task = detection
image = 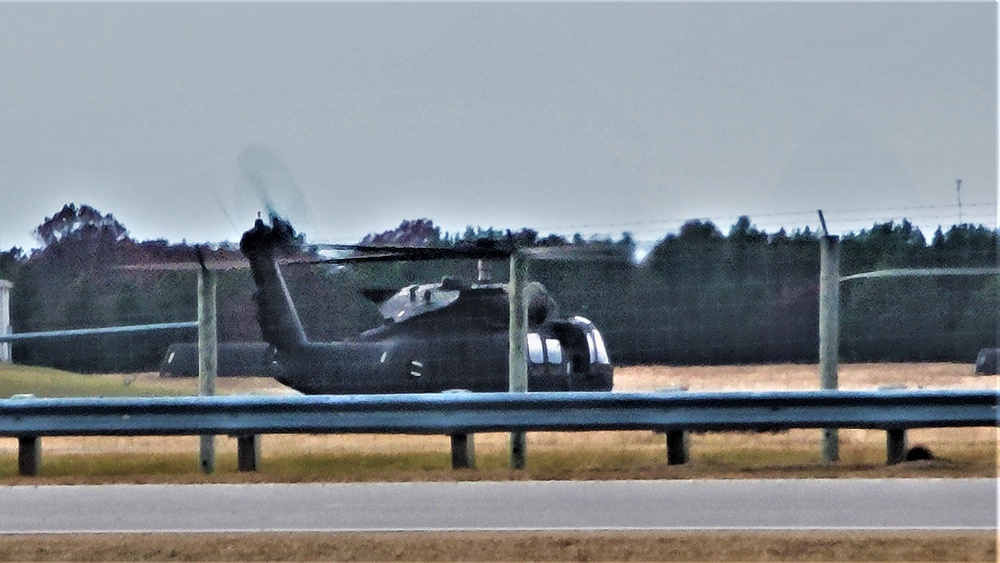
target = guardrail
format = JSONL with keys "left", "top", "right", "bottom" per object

{"left": 1, "top": 389, "right": 997, "bottom": 475}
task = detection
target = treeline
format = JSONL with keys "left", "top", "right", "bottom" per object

{"left": 564, "top": 218, "right": 998, "bottom": 365}
{"left": 0, "top": 204, "right": 996, "bottom": 372}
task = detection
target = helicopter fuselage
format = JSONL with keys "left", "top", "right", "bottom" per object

{"left": 267, "top": 316, "right": 614, "bottom": 394}
{"left": 240, "top": 216, "right": 614, "bottom": 395}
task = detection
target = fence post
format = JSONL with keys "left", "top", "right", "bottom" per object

{"left": 508, "top": 251, "right": 528, "bottom": 470}
{"left": 819, "top": 234, "right": 840, "bottom": 464}
{"left": 198, "top": 262, "right": 217, "bottom": 474}
{"left": 0, "top": 280, "right": 12, "bottom": 364}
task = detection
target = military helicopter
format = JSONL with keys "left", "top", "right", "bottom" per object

{"left": 239, "top": 214, "right": 614, "bottom": 394}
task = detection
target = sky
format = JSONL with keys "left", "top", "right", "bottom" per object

{"left": 0, "top": 1, "right": 996, "bottom": 253}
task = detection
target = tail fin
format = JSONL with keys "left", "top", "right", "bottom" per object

{"left": 240, "top": 216, "right": 308, "bottom": 350}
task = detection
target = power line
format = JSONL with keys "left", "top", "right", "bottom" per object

{"left": 305, "top": 202, "right": 998, "bottom": 246}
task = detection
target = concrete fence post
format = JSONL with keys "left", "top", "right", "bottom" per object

{"left": 508, "top": 252, "right": 528, "bottom": 470}
{"left": 819, "top": 234, "right": 840, "bottom": 464}
{"left": 0, "top": 280, "right": 12, "bottom": 364}
{"left": 198, "top": 265, "right": 217, "bottom": 474}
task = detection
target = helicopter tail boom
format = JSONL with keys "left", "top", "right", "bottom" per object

{"left": 240, "top": 216, "right": 309, "bottom": 351}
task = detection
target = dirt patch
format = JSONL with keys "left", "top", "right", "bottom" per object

{"left": 0, "top": 531, "right": 994, "bottom": 562}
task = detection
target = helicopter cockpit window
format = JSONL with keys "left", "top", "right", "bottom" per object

{"left": 545, "top": 338, "right": 562, "bottom": 364}
{"left": 591, "top": 328, "right": 611, "bottom": 364}
{"left": 527, "top": 333, "right": 544, "bottom": 364}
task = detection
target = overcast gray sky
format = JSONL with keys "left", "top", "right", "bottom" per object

{"left": 0, "top": 1, "right": 996, "bottom": 251}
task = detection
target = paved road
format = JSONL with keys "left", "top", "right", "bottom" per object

{"left": 0, "top": 479, "right": 994, "bottom": 533}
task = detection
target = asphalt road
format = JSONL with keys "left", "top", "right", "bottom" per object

{"left": 0, "top": 479, "right": 995, "bottom": 533}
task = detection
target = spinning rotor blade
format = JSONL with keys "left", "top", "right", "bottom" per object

{"left": 521, "top": 244, "right": 627, "bottom": 261}
{"left": 299, "top": 240, "right": 626, "bottom": 266}
{"left": 236, "top": 144, "right": 316, "bottom": 237}
{"left": 300, "top": 240, "right": 516, "bottom": 265}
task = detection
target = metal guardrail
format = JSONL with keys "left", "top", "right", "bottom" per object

{"left": 1, "top": 389, "right": 997, "bottom": 474}
{"left": 0, "top": 389, "right": 996, "bottom": 436}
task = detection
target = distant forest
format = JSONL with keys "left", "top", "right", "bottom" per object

{"left": 1, "top": 203, "right": 997, "bottom": 373}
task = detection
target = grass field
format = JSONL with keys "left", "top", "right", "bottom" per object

{"left": 0, "top": 364, "right": 187, "bottom": 398}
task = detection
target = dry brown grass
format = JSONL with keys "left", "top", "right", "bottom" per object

{"left": 0, "top": 531, "right": 994, "bottom": 562}
{"left": 97, "top": 361, "right": 1000, "bottom": 396}
{"left": 613, "top": 362, "right": 999, "bottom": 391}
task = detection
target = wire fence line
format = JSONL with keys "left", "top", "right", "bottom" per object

{"left": 0, "top": 211, "right": 997, "bottom": 372}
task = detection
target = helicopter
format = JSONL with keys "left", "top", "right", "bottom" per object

{"left": 239, "top": 214, "right": 614, "bottom": 394}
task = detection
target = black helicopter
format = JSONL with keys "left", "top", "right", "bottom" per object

{"left": 239, "top": 215, "right": 614, "bottom": 394}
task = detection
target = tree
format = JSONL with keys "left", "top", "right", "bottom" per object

{"left": 678, "top": 219, "right": 723, "bottom": 242}
{"left": 0, "top": 247, "right": 23, "bottom": 281}
{"left": 727, "top": 216, "right": 767, "bottom": 246}
{"left": 33, "top": 204, "right": 128, "bottom": 247}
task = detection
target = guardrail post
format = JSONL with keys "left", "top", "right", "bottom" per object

{"left": 819, "top": 233, "right": 840, "bottom": 464}
{"left": 236, "top": 435, "right": 260, "bottom": 472}
{"left": 450, "top": 433, "right": 476, "bottom": 469}
{"left": 658, "top": 387, "right": 690, "bottom": 465}
{"left": 444, "top": 390, "right": 476, "bottom": 469}
{"left": 666, "top": 430, "right": 689, "bottom": 465}
{"left": 197, "top": 261, "right": 217, "bottom": 474}
{"left": 17, "top": 436, "right": 40, "bottom": 476}
{"left": 879, "top": 386, "right": 908, "bottom": 465}
{"left": 886, "top": 429, "right": 907, "bottom": 465}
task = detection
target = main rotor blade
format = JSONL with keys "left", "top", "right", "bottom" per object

{"left": 118, "top": 258, "right": 306, "bottom": 271}
{"left": 296, "top": 245, "right": 626, "bottom": 265}
{"left": 301, "top": 247, "right": 512, "bottom": 265}
{"left": 522, "top": 244, "right": 628, "bottom": 261}
{"left": 325, "top": 240, "right": 515, "bottom": 255}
